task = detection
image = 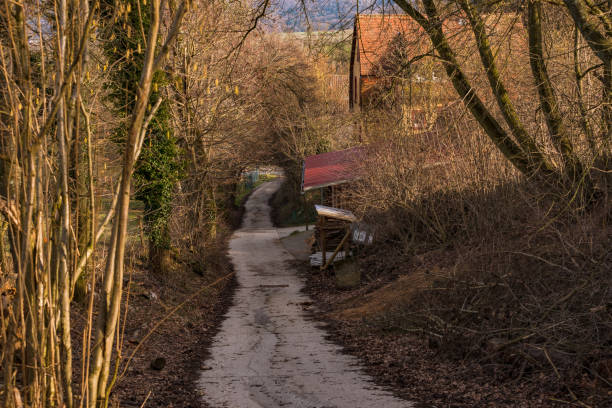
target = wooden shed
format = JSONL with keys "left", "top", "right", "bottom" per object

{"left": 301, "top": 146, "right": 366, "bottom": 205}
{"left": 302, "top": 147, "right": 366, "bottom": 268}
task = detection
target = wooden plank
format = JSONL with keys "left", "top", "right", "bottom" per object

{"left": 314, "top": 205, "right": 357, "bottom": 222}
{"left": 310, "top": 251, "right": 347, "bottom": 266}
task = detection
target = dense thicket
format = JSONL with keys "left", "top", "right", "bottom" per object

{"left": 344, "top": 2, "right": 611, "bottom": 404}
{"left": 0, "top": 0, "right": 330, "bottom": 406}
{"left": 100, "top": 0, "right": 183, "bottom": 272}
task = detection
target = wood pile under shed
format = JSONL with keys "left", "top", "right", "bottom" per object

{"left": 301, "top": 147, "right": 365, "bottom": 269}
{"left": 312, "top": 205, "right": 357, "bottom": 269}
{"left": 317, "top": 217, "right": 347, "bottom": 250}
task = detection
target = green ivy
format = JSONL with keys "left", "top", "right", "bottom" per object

{"left": 101, "top": 0, "right": 183, "bottom": 251}
{"left": 134, "top": 97, "right": 183, "bottom": 249}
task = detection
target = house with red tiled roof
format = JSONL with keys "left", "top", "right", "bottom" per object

{"left": 349, "top": 14, "right": 433, "bottom": 112}
{"left": 349, "top": 13, "right": 531, "bottom": 116}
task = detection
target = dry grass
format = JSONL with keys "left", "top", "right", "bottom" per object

{"left": 331, "top": 270, "right": 430, "bottom": 320}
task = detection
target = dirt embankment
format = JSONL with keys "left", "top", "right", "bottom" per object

{"left": 70, "top": 194, "right": 250, "bottom": 407}
{"left": 299, "top": 239, "right": 611, "bottom": 408}
{"left": 302, "top": 269, "right": 533, "bottom": 407}
{"left": 115, "top": 253, "right": 235, "bottom": 408}
{"left": 69, "top": 246, "right": 235, "bottom": 408}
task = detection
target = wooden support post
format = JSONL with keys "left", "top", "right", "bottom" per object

{"left": 322, "top": 229, "right": 351, "bottom": 270}
{"left": 331, "top": 185, "right": 336, "bottom": 207}
{"left": 320, "top": 216, "right": 326, "bottom": 266}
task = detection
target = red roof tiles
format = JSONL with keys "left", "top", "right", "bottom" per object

{"left": 355, "top": 14, "right": 475, "bottom": 77}
{"left": 356, "top": 14, "right": 427, "bottom": 76}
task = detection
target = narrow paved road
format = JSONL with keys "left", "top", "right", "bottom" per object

{"left": 199, "top": 179, "right": 411, "bottom": 408}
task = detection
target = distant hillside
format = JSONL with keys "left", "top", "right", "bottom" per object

{"left": 274, "top": 0, "right": 397, "bottom": 31}
{"left": 276, "top": 0, "right": 358, "bottom": 31}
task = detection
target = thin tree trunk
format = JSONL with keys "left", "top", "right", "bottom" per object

{"left": 459, "top": 0, "right": 552, "bottom": 174}
{"left": 394, "top": 0, "right": 533, "bottom": 175}
{"left": 528, "top": 0, "right": 584, "bottom": 183}
{"left": 89, "top": 0, "right": 164, "bottom": 404}
{"left": 573, "top": 27, "right": 597, "bottom": 154}
{"left": 56, "top": 0, "right": 73, "bottom": 403}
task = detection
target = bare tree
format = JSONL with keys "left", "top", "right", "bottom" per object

{"left": 391, "top": 0, "right": 610, "bottom": 198}
{"left": 0, "top": 0, "right": 187, "bottom": 405}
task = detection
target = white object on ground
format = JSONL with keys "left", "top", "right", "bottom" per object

{"left": 309, "top": 251, "right": 347, "bottom": 266}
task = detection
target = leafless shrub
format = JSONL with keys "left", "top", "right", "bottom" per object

{"left": 350, "top": 54, "right": 611, "bottom": 407}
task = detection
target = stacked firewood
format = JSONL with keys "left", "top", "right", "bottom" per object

{"left": 315, "top": 217, "right": 350, "bottom": 252}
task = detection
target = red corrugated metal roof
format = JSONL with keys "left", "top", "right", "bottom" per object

{"left": 302, "top": 147, "right": 366, "bottom": 192}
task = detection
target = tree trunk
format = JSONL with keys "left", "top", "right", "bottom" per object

{"left": 527, "top": 0, "right": 585, "bottom": 185}
{"left": 150, "top": 238, "right": 172, "bottom": 274}
{"left": 459, "top": 0, "right": 552, "bottom": 174}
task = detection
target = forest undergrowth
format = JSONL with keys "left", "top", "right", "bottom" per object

{"left": 303, "top": 111, "right": 611, "bottom": 406}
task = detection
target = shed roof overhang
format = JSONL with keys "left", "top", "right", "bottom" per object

{"left": 314, "top": 205, "right": 357, "bottom": 222}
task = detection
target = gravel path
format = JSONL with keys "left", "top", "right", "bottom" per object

{"left": 198, "top": 179, "right": 411, "bottom": 408}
